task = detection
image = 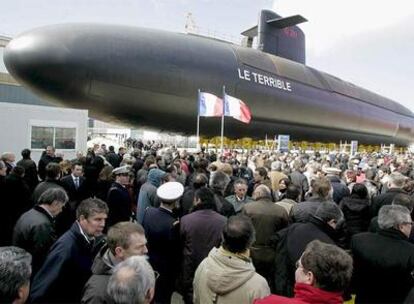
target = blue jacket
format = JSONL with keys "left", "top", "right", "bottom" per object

{"left": 136, "top": 169, "right": 165, "bottom": 224}
{"left": 30, "top": 222, "right": 98, "bottom": 303}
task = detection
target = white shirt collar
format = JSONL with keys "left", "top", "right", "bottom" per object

{"left": 235, "top": 195, "right": 245, "bottom": 202}
{"left": 76, "top": 221, "right": 94, "bottom": 244}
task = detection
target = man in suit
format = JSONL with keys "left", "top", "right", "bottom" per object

{"left": 61, "top": 162, "right": 86, "bottom": 201}
{"left": 58, "top": 162, "right": 87, "bottom": 234}
{"left": 142, "top": 181, "right": 184, "bottom": 303}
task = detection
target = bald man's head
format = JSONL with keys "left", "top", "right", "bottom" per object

{"left": 252, "top": 185, "right": 272, "bottom": 201}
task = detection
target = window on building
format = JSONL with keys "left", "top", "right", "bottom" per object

{"left": 31, "top": 126, "right": 54, "bottom": 149}
{"left": 55, "top": 127, "right": 76, "bottom": 149}
{"left": 31, "top": 126, "right": 76, "bottom": 149}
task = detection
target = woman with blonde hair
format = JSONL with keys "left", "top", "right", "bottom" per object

{"left": 59, "top": 160, "right": 72, "bottom": 177}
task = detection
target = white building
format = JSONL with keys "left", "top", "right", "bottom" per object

{"left": 0, "top": 102, "right": 88, "bottom": 163}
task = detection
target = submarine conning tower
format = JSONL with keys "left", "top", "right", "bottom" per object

{"left": 242, "top": 9, "right": 307, "bottom": 64}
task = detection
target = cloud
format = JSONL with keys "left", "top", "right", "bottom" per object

{"left": 273, "top": 0, "right": 414, "bottom": 54}
{"left": 271, "top": 0, "right": 414, "bottom": 111}
{"left": 308, "top": 13, "right": 414, "bottom": 110}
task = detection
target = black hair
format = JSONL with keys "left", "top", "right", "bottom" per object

{"left": 21, "top": 149, "right": 31, "bottom": 159}
{"left": 193, "top": 187, "right": 216, "bottom": 211}
{"left": 222, "top": 215, "right": 255, "bottom": 253}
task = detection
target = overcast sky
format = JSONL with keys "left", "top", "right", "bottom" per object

{"left": 1, "top": 0, "right": 413, "bottom": 111}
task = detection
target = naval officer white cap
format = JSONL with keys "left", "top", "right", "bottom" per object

{"left": 157, "top": 182, "right": 184, "bottom": 202}
{"left": 112, "top": 165, "right": 131, "bottom": 175}
{"left": 323, "top": 167, "right": 342, "bottom": 175}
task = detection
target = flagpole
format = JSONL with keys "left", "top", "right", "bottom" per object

{"left": 220, "top": 85, "right": 225, "bottom": 154}
{"left": 196, "top": 89, "right": 201, "bottom": 150}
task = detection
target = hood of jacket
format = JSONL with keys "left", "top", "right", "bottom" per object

{"left": 341, "top": 196, "right": 369, "bottom": 212}
{"left": 204, "top": 247, "right": 256, "bottom": 295}
{"left": 147, "top": 168, "right": 166, "bottom": 187}
{"left": 91, "top": 245, "right": 116, "bottom": 275}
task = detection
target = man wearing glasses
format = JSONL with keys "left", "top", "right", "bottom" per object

{"left": 255, "top": 240, "right": 352, "bottom": 304}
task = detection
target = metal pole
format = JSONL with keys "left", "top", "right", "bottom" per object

{"left": 220, "top": 85, "right": 225, "bottom": 153}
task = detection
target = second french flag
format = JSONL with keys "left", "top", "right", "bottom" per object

{"left": 198, "top": 91, "right": 251, "bottom": 124}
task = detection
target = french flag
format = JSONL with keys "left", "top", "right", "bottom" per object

{"left": 198, "top": 92, "right": 223, "bottom": 117}
{"left": 224, "top": 93, "right": 252, "bottom": 124}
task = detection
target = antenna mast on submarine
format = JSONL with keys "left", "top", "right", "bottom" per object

{"left": 185, "top": 12, "right": 197, "bottom": 34}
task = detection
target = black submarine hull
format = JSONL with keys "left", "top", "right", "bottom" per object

{"left": 4, "top": 24, "right": 414, "bottom": 145}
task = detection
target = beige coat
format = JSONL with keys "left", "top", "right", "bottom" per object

{"left": 193, "top": 247, "right": 270, "bottom": 304}
{"left": 242, "top": 199, "right": 288, "bottom": 264}
{"left": 269, "top": 171, "right": 288, "bottom": 192}
{"left": 275, "top": 198, "right": 297, "bottom": 216}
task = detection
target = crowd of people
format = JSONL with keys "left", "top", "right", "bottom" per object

{"left": 1, "top": 142, "right": 414, "bottom": 303}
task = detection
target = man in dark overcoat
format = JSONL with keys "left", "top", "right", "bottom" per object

{"left": 106, "top": 165, "right": 132, "bottom": 228}
{"left": 3, "top": 166, "right": 31, "bottom": 244}
{"left": 30, "top": 198, "right": 108, "bottom": 303}
{"left": 32, "top": 162, "right": 64, "bottom": 206}
{"left": 0, "top": 160, "right": 8, "bottom": 245}
{"left": 16, "top": 148, "right": 39, "bottom": 192}
{"left": 179, "top": 187, "right": 227, "bottom": 304}
{"left": 38, "top": 146, "right": 58, "bottom": 181}
{"left": 351, "top": 204, "right": 414, "bottom": 303}
{"left": 370, "top": 172, "right": 407, "bottom": 217}
{"left": 105, "top": 146, "right": 121, "bottom": 168}
{"left": 242, "top": 184, "right": 288, "bottom": 292}
{"left": 12, "top": 188, "right": 68, "bottom": 274}
{"left": 274, "top": 202, "right": 343, "bottom": 297}
{"left": 143, "top": 181, "right": 183, "bottom": 303}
